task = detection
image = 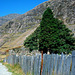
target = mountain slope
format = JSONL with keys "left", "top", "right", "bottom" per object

{"left": 0, "top": 0, "right": 75, "bottom": 51}
{"left": 0, "top": 14, "right": 21, "bottom": 26}
{"left": 0, "top": 0, "right": 75, "bottom": 33}
{"left": 0, "top": 25, "right": 39, "bottom": 51}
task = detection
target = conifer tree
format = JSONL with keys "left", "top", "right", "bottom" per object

{"left": 24, "top": 8, "right": 75, "bottom": 54}
{"left": 39, "top": 7, "right": 75, "bottom": 53}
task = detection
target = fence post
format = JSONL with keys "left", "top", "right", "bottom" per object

{"left": 40, "top": 51, "right": 43, "bottom": 75}
{"left": 72, "top": 51, "right": 75, "bottom": 75}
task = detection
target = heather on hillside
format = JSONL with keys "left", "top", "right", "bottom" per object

{"left": 24, "top": 8, "right": 75, "bottom": 54}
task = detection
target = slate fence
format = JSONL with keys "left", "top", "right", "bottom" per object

{"left": 3, "top": 51, "right": 75, "bottom": 75}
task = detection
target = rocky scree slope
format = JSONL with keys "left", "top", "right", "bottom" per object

{"left": 0, "top": 0, "right": 75, "bottom": 51}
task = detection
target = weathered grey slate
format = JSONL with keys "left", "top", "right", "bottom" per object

{"left": 15, "top": 55, "right": 19, "bottom": 64}
{"left": 35, "top": 55, "right": 41, "bottom": 75}
{"left": 63, "top": 55, "right": 67, "bottom": 75}
{"left": 34, "top": 55, "right": 38, "bottom": 75}
{"left": 13, "top": 55, "right": 16, "bottom": 65}
{"left": 72, "top": 51, "right": 75, "bottom": 75}
{"left": 54, "top": 54, "right": 58, "bottom": 75}
{"left": 57, "top": 54, "right": 64, "bottom": 75}
{"left": 23, "top": 55, "right": 27, "bottom": 74}
{"left": 50, "top": 54, "right": 55, "bottom": 75}
{"left": 27, "top": 56, "right": 31, "bottom": 74}
{"left": 47, "top": 55, "right": 51, "bottom": 75}
{"left": 31, "top": 56, "right": 34, "bottom": 75}
{"left": 38, "top": 54, "right": 41, "bottom": 75}
{"left": 42, "top": 54, "right": 48, "bottom": 75}
{"left": 3, "top": 51, "right": 75, "bottom": 75}
{"left": 66, "top": 55, "right": 72, "bottom": 75}
{"left": 19, "top": 56, "right": 21, "bottom": 65}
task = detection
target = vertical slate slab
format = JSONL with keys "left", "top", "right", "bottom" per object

{"left": 66, "top": 55, "right": 72, "bottom": 75}
{"left": 19, "top": 55, "right": 22, "bottom": 67}
{"left": 72, "top": 51, "right": 75, "bottom": 75}
{"left": 13, "top": 55, "right": 16, "bottom": 65}
{"left": 64, "top": 56, "right": 68, "bottom": 75}
{"left": 47, "top": 55, "right": 51, "bottom": 75}
{"left": 61, "top": 54, "right": 65, "bottom": 75}
{"left": 7, "top": 56, "right": 9, "bottom": 64}
{"left": 10, "top": 55, "right": 13, "bottom": 64}
{"left": 15, "top": 55, "right": 19, "bottom": 64}
{"left": 33, "top": 56, "right": 36, "bottom": 75}
{"left": 7, "top": 55, "right": 13, "bottom": 64}
{"left": 38, "top": 54, "right": 41, "bottom": 75}
{"left": 22, "top": 56, "right": 25, "bottom": 72}
{"left": 31, "top": 56, "right": 34, "bottom": 75}
{"left": 27, "top": 56, "right": 31, "bottom": 74}
{"left": 42, "top": 54, "right": 48, "bottom": 75}
{"left": 62, "top": 55, "right": 65, "bottom": 75}
{"left": 26, "top": 56, "right": 28, "bottom": 75}
{"left": 57, "top": 54, "right": 64, "bottom": 75}
{"left": 23, "top": 55, "right": 27, "bottom": 75}
{"left": 27, "top": 56, "right": 29, "bottom": 74}
{"left": 62, "top": 55, "right": 67, "bottom": 75}
{"left": 19, "top": 56, "right": 20, "bottom": 65}
{"left": 22, "top": 56, "right": 24, "bottom": 72}
{"left": 44, "top": 54, "right": 48, "bottom": 75}
{"left": 50, "top": 54, "right": 55, "bottom": 75}
{"left": 21, "top": 55, "right": 24, "bottom": 70}
{"left": 34, "top": 54, "right": 41, "bottom": 75}
{"left": 44, "top": 54, "right": 50, "bottom": 75}
{"left": 10, "top": 55, "right": 12, "bottom": 64}
{"left": 34, "top": 55, "right": 39, "bottom": 75}
{"left": 20, "top": 56, "right": 22, "bottom": 68}
{"left": 57, "top": 55, "right": 61, "bottom": 75}
{"left": 7, "top": 56, "right": 10, "bottom": 64}
{"left": 3, "top": 57, "right": 7, "bottom": 63}
{"left": 60, "top": 53, "right": 64, "bottom": 75}
{"left": 54, "top": 54, "right": 58, "bottom": 75}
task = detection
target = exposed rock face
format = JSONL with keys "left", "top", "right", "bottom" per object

{"left": 0, "top": 14, "right": 21, "bottom": 26}
{"left": 0, "top": 0, "right": 75, "bottom": 49}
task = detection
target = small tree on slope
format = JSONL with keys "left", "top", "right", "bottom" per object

{"left": 39, "top": 7, "right": 75, "bottom": 54}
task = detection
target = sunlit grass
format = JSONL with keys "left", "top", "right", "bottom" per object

{"left": 3, "top": 63, "right": 25, "bottom": 75}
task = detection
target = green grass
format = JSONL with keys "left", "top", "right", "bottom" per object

{"left": 3, "top": 63, "right": 25, "bottom": 75}
{"left": 0, "top": 61, "right": 33, "bottom": 75}
{"left": 0, "top": 60, "right": 3, "bottom": 63}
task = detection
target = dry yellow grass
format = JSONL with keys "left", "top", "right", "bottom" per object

{"left": 0, "top": 55, "right": 6, "bottom": 59}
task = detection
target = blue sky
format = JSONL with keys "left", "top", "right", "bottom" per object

{"left": 0, "top": 0, "right": 48, "bottom": 17}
